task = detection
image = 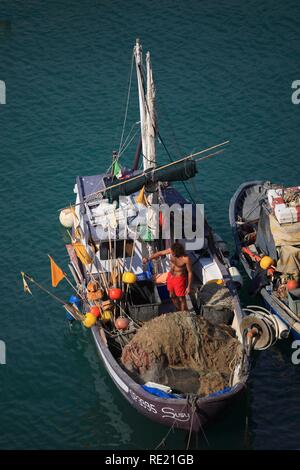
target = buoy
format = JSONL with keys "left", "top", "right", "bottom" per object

{"left": 206, "top": 279, "right": 224, "bottom": 285}
{"left": 87, "top": 280, "right": 104, "bottom": 301}
{"left": 102, "top": 299, "right": 113, "bottom": 309}
{"left": 108, "top": 287, "right": 123, "bottom": 300}
{"left": 90, "top": 306, "right": 101, "bottom": 317}
{"left": 115, "top": 316, "right": 130, "bottom": 330}
{"left": 122, "top": 272, "right": 137, "bottom": 284}
{"left": 260, "top": 256, "right": 274, "bottom": 270}
{"left": 82, "top": 312, "right": 97, "bottom": 328}
{"left": 69, "top": 295, "right": 81, "bottom": 310}
{"left": 101, "top": 310, "right": 112, "bottom": 323}
{"left": 87, "top": 281, "right": 98, "bottom": 292}
{"left": 59, "top": 208, "right": 74, "bottom": 228}
{"left": 287, "top": 279, "right": 298, "bottom": 291}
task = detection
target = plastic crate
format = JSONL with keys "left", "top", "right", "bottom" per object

{"left": 128, "top": 302, "right": 160, "bottom": 322}
{"left": 288, "top": 288, "right": 300, "bottom": 316}
{"left": 128, "top": 283, "right": 161, "bottom": 322}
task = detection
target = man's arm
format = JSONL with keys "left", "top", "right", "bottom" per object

{"left": 142, "top": 248, "right": 171, "bottom": 264}
{"left": 185, "top": 256, "right": 193, "bottom": 294}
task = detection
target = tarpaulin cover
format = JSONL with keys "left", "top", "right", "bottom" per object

{"left": 269, "top": 213, "right": 300, "bottom": 247}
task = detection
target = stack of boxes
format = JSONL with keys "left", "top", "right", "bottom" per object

{"left": 267, "top": 187, "right": 300, "bottom": 224}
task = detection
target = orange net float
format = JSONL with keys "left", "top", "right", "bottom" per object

{"left": 260, "top": 256, "right": 274, "bottom": 270}
{"left": 87, "top": 281, "right": 98, "bottom": 292}
{"left": 87, "top": 280, "right": 104, "bottom": 301}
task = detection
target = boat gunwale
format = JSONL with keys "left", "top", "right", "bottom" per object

{"left": 91, "top": 323, "right": 247, "bottom": 407}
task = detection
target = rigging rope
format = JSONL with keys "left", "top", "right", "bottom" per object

{"left": 118, "top": 52, "right": 134, "bottom": 159}
{"left": 119, "top": 127, "right": 140, "bottom": 158}
{"left": 157, "top": 130, "right": 197, "bottom": 204}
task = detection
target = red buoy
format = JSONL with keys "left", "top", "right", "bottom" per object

{"left": 108, "top": 287, "right": 123, "bottom": 301}
{"left": 90, "top": 306, "right": 101, "bottom": 317}
{"left": 287, "top": 279, "right": 298, "bottom": 291}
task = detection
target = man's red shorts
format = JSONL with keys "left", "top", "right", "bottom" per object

{"left": 167, "top": 272, "right": 187, "bottom": 297}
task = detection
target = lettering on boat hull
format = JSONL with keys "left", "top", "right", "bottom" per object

{"left": 161, "top": 407, "right": 190, "bottom": 422}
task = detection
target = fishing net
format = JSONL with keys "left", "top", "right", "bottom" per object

{"left": 121, "top": 311, "right": 242, "bottom": 396}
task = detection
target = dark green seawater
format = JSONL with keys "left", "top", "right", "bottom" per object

{"left": 1, "top": 0, "right": 300, "bottom": 450}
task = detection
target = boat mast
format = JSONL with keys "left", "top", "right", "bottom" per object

{"left": 145, "top": 51, "right": 157, "bottom": 170}
{"left": 133, "top": 39, "right": 157, "bottom": 171}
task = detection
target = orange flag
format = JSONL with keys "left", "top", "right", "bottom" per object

{"left": 48, "top": 255, "right": 65, "bottom": 287}
{"left": 136, "top": 185, "right": 148, "bottom": 206}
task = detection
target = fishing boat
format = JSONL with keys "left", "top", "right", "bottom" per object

{"left": 22, "top": 41, "right": 281, "bottom": 434}
{"left": 229, "top": 181, "right": 300, "bottom": 340}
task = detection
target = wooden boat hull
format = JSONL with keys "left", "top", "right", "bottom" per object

{"left": 91, "top": 325, "right": 248, "bottom": 432}
{"left": 229, "top": 181, "right": 300, "bottom": 340}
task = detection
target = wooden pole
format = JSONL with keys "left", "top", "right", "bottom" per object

{"left": 23, "top": 273, "right": 68, "bottom": 306}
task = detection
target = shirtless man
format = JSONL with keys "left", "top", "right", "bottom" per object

{"left": 143, "top": 241, "right": 193, "bottom": 312}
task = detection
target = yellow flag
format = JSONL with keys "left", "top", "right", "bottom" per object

{"left": 72, "top": 242, "right": 92, "bottom": 265}
{"left": 136, "top": 185, "right": 148, "bottom": 206}
{"left": 21, "top": 272, "right": 32, "bottom": 295}
{"left": 48, "top": 255, "right": 65, "bottom": 287}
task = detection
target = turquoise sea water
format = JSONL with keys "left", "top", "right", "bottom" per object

{"left": 1, "top": 0, "right": 300, "bottom": 449}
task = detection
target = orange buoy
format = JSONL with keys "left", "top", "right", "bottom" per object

{"left": 115, "top": 316, "right": 130, "bottom": 330}
{"left": 260, "top": 256, "right": 274, "bottom": 270}
{"left": 87, "top": 281, "right": 98, "bottom": 292}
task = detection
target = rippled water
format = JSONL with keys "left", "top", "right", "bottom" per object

{"left": 1, "top": 0, "right": 300, "bottom": 449}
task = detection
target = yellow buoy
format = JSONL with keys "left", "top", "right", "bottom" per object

{"left": 59, "top": 208, "right": 74, "bottom": 228}
{"left": 260, "top": 256, "right": 273, "bottom": 270}
{"left": 122, "top": 272, "right": 137, "bottom": 284}
{"left": 101, "top": 310, "right": 112, "bottom": 323}
{"left": 82, "top": 312, "right": 97, "bottom": 328}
